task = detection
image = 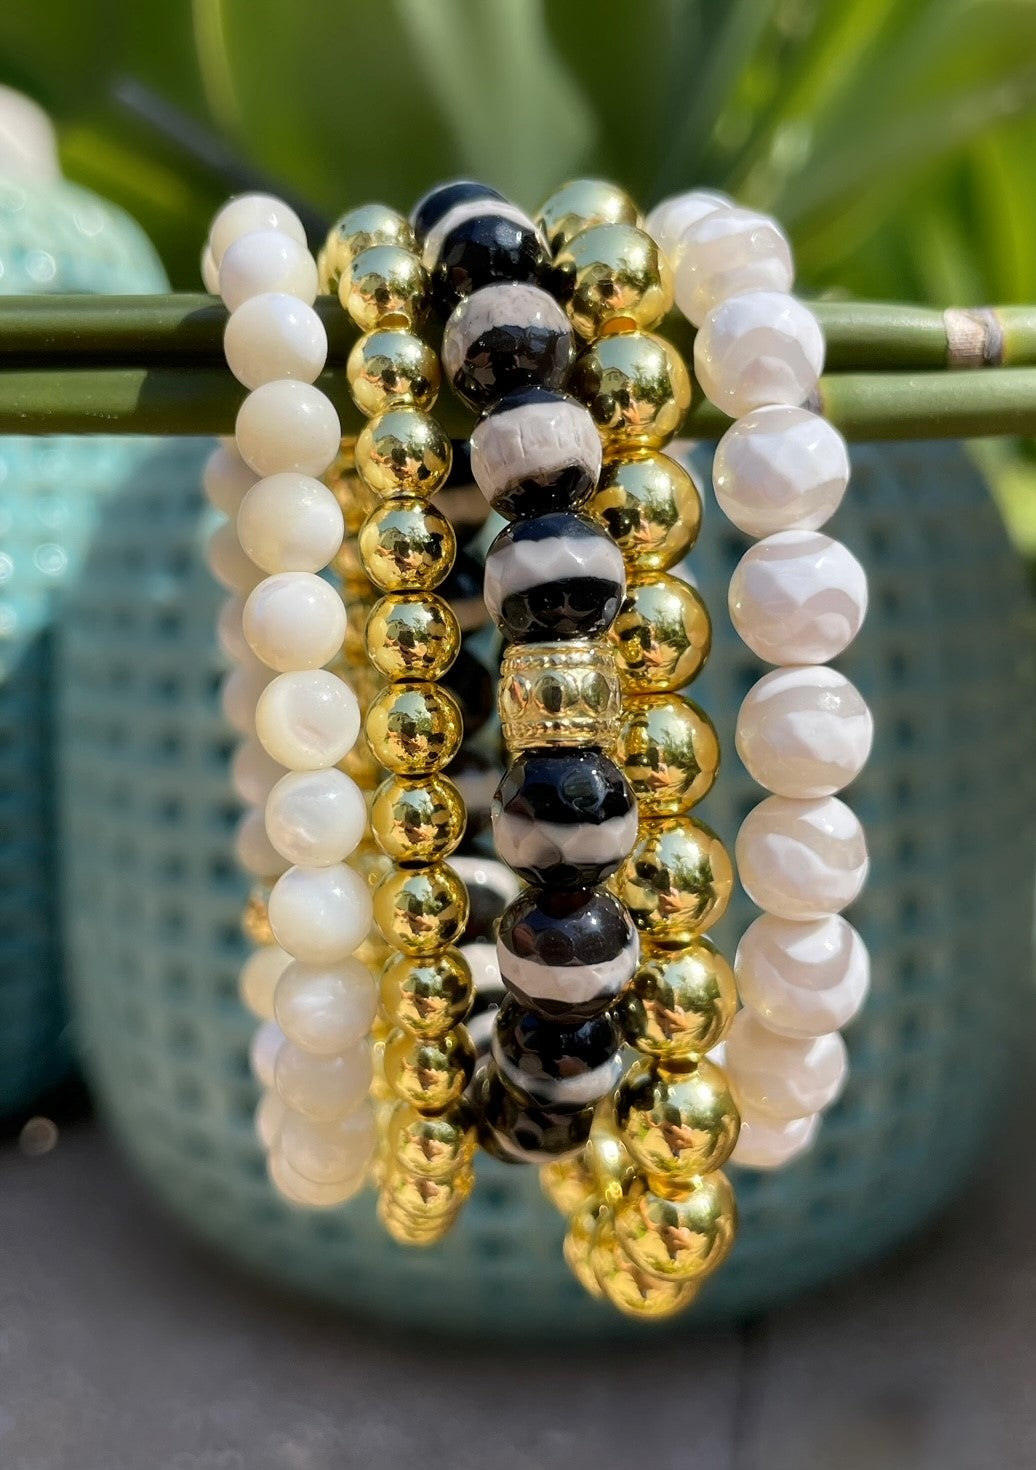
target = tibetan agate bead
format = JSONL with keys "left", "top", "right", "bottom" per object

{"left": 441, "top": 282, "right": 574, "bottom": 411}
{"left": 484, "top": 512, "right": 626, "bottom": 643}
{"left": 411, "top": 180, "right": 507, "bottom": 240}
{"left": 475, "top": 1066, "right": 595, "bottom": 1163}
{"left": 433, "top": 208, "right": 550, "bottom": 310}
{"left": 469, "top": 386, "right": 602, "bottom": 520}
{"left": 496, "top": 886, "right": 639, "bottom": 1020}
{"left": 491, "top": 995, "right": 623, "bottom": 1112}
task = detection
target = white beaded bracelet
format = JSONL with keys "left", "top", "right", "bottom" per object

{"left": 201, "top": 194, "right": 377, "bottom": 1208}
{"left": 649, "top": 190, "right": 873, "bottom": 1169}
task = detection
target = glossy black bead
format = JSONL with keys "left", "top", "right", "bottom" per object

{"left": 491, "top": 994, "right": 623, "bottom": 1112}
{"left": 441, "top": 282, "right": 573, "bottom": 412}
{"left": 432, "top": 440, "right": 489, "bottom": 549}
{"left": 497, "top": 886, "right": 639, "bottom": 1020}
{"left": 441, "top": 645, "right": 494, "bottom": 734}
{"left": 440, "top": 550, "right": 487, "bottom": 633}
{"left": 447, "top": 748, "right": 497, "bottom": 843}
{"left": 469, "top": 386, "right": 602, "bottom": 520}
{"left": 411, "top": 180, "right": 506, "bottom": 240}
{"left": 475, "top": 1065, "right": 596, "bottom": 1163}
{"left": 434, "top": 213, "right": 550, "bottom": 311}
{"left": 484, "top": 511, "right": 626, "bottom": 643}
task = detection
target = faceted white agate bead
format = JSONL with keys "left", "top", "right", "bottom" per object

{"left": 675, "top": 207, "right": 794, "bottom": 327}
{"left": 206, "top": 519, "right": 264, "bottom": 594}
{"left": 278, "top": 1102, "right": 376, "bottom": 1184}
{"left": 645, "top": 189, "right": 730, "bottom": 266}
{"left": 249, "top": 1019, "right": 286, "bottom": 1089}
{"left": 725, "top": 1009, "right": 847, "bottom": 1120}
{"left": 712, "top": 406, "right": 850, "bottom": 536}
{"left": 235, "top": 806, "right": 290, "bottom": 879}
{"left": 274, "top": 957, "right": 378, "bottom": 1055}
{"left": 237, "top": 473, "right": 344, "bottom": 574}
{"left": 231, "top": 738, "right": 285, "bottom": 806}
{"left": 268, "top": 1147, "right": 366, "bottom": 1208}
{"left": 254, "top": 669, "right": 361, "bottom": 770}
{"left": 736, "top": 794, "right": 869, "bottom": 920}
{"left": 736, "top": 913, "right": 869, "bottom": 1039}
{"left": 201, "top": 244, "right": 221, "bottom": 295}
{"left": 265, "top": 768, "right": 367, "bottom": 867}
{"left": 209, "top": 193, "right": 307, "bottom": 267}
{"left": 235, "top": 380, "right": 342, "bottom": 479}
{"left": 219, "top": 230, "right": 318, "bottom": 312}
{"left": 203, "top": 443, "right": 256, "bottom": 516}
{"left": 224, "top": 293, "right": 327, "bottom": 390}
{"left": 274, "top": 1040, "right": 372, "bottom": 1121}
{"left": 242, "top": 571, "right": 346, "bottom": 673}
{"left": 731, "top": 1107, "right": 819, "bottom": 1169}
{"left": 694, "top": 291, "right": 824, "bottom": 416}
{"left": 736, "top": 666, "right": 873, "bottom": 797}
{"left": 239, "top": 945, "right": 292, "bottom": 1021}
{"left": 220, "top": 660, "right": 273, "bottom": 736}
{"left": 268, "top": 862, "right": 373, "bottom": 963}
{"left": 728, "top": 531, "right": 867, "bottom": 665}
{"left": 255, "top": 1089, "right": 287, "bottom": 1150}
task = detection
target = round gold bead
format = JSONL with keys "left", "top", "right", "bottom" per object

{"left": 364, "top": 682, "right": 463, "bottom": 775}
{"left": 614, "top": 1171, "right": 737, "bottom": 1283}
{"left": 241, "top": 885, "right": 274, "bottom": 946}
{"left": 365, "top": 594, "right": 460, "bottom": 682}
{"left": 321, "top": 204, "right": 416, "bottom": 293}
{"left": 614, "top": 1056, "right": 740, "bottom": 1184}
{"left": 536, "top": 178, "right": 641, "bottom": 255}
{"left": 589, "top": 452, "right": 702, "bottom": 571}
{"left": 377, "top": 1192, "right": 452, "bottom": 1247}
{"left": 498, "top": 639, "right": 622, "bottom": 751}
{"left": 381, "top": 1161, "right": 475, "bottom": 1222}
{"left": 379, "top": 948, "right": 473, "bottom": 1037}
{"left": 619, "top": 938, "right": 737, "bottom": 1059}
{"left": 615, "top": 693, "right": 720, "bottom": 815}
{"left": 339, "top": 731, "right": 382, "bottom": 792}
{"left": 324, "top": 451, "right": 373, "bottom": 534}
{"left": 340, "top": 244, "right": 429, "bottom": 333}
{"left": 347, "top": 328, "right": 440, "bottom": 418}
{"left": 372, "top": 773, "right": 466, "bottom": 865}
{"left": 555, "top": 223, "right": 672, "bottom": 340}
{"left": 383, "top": 1026, "right": 476, "bottom": 1111}
{"left": 590, "top": 1214, "right": 698, "bottom": 1319}
{"left": 357, "top": 497, "right": 456, "bottom": 594}
{"left": 387, "top": 1098, "right": 476, "bottom": 1179}
{"left": 355, "top": 407, "right": 452, "bottom": 500}
{"left": 614, "top": 815, "right": 733, "bottom": 943}
{"left": 611, "top": 574, "right": 712, "bottom": 693}
{"left": 540, "top": 1153, "right": 596, "bottom": 1216}
{"left": 584, "top": 1124, "right": 638, "bottom": 1207}
{"left": 373, "top": 862, "right": 470, "bottom": 956}
{"left": 568, "top": 330, "right": 692, "bottom": 453}
{"left": 563, "top": 1200, "right": 606, "bottom": 1299}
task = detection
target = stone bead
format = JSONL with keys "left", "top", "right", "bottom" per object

{"left": 615, "top": 693, "right": 719, "bottom": 816}
{"left": 268, "top": 1149, "right": 366, "bottom": 1209}
{"left": 736, "top": 666, "right": 873, "bottom": 797}
{"left": 496, "top": 886, "right": 640, "bottom": 1020}
{"left": 243, "top": 572, "right": 346, "bottom": 673}
{"left": 255, "top": 1088, "right": 286, "bottom": 1150}
{"left": 441, "top": 282, "right": 574, "bottom": 412}
{"left": 364, "top": 594, "right": 460, "bottom": 682}
{"left": 492, "top": 747, "right": 638, "bottom": 888}
{"left": 235, "top": 380, "right": 342, "bottom": 478}
{"left": 235, "top": 807, "right": 290, "bottom": 879}
{"left": 321, "top": 203, "right": 415, "bottom": 292}
{"left": 725, "top": 1009, "right": 847, "bottom": 1121}
{"left": 469, "top": 387, "right": 602, "bottom": 520}
{"left": 554, "top": 222, "right": 673, "bottom": 338}
{"left": 536, "top": 178, "right": 640, "bottom": 254}
{"left": 383, "top": 1027, "right": 475, "bottom": 1112}
{"left": 730, "top": 1107, "right": 819, "bottom": 1169}
{"left": 619, "top": 938, "right": 737, "bottom": 1059}
{"left": 675, "top": 207, "right": 794, "bottom": 326}
{"left": 611, "top": 574, "right": 711, "bottom": 693}
{"left": 475, "top": 1066, "right": 595, "bottom": 1163}
{"left": 220, "top": 661, "right": 271, "bottom": 735}
{"left": 373, "top": 863, "right": 469, "bottom": 956}
{"left": 346, "top": 329, "right": 440, "bottom": 418}
{"left": 340, "top": 244, "right": 429, "bottom": 334}
{"left": 614, "top": 1170, "right": 737, "bottom": 1282}
{"left": 439, "top": 551, "right": 487, "bottom": 632}
{"left": 203, "top": 444, "right": 257, "bottom": 516}
{"left": 357, "top": 498, "right": 456, "bottom": 593}
{"left": 430, "top": 206, "right": 550, "bottom": 309}
{"left": 380, "top": 949, "right": 473, "bottom": 1038}
{"left": 268, "top": 862, "right": 374, "bottom": 963}
{"left": 264, "top": 767, "right": 367, "bottom": 866}
{"left": 735, "top": 913, "right": 869, "bottom": 1038}
{"left": 224, "top": 293, "right": 327, "bottom": 389}
{"left": 728, "top": 531, "right": 868, "bottom": 665}
{"left": 498, "top": 639, "right": 622, "bottom": 752}
{"left": 712, "top": 405, "right": 850, "bottom": 536}
{"left": 239, "top": 944, "right": 292, "bottom": 1020}
{"left": 255, "top": 669, "right": 361, "bottom": 771}
{"left": 614, "top": 1056, "right": 740, "bottom": 1183}
{"left": 589, "top": 452, "right": 701, "bottom": 572}
{"left": 644, "top": 189, "right": 731, "bottom": 265}
{"left": 491, "top": 995, "right": 624, "bottom": 1112}
{"left": 411, "top": 179, "right": 506, "bottom": 238}
{"left": 484, "top": 512, "right": 626, "bottom": 643}
{"left": 615, "top": 816, "right": 733, "bottom": 943}
{"left": 371, "top": 772, "right": 466, "bottom": 864}
{"left": 278, "top": 1103, "right": 376, "bottom": 1184}
{"left": 447, "top": 750, "right": 498, "bottom": 842}
{"left": 207, "top": 520, "right": 263, "bottom": 594}
{"left": 201, "top": 244, "right": 220, "bottom": 294}
{"left": 249, "top": 1019, "right": 286, "bottom": 1089}
{"left": 274, "top": 956, "right": 378, "bottom": 1054}
{"left": 219, "top": 230, "right": 318, "bottom": 312}
{"left": 736, "top": 794, "right": 869, "bottom": 920}
{"left": 218, "top": 595, "right": 250, "bottom": 664}
{"left": 363, "top": 681, "right": 462, "bottom": 775}
{"left": 237, "top": 473, "right": 344, "bottom": 575}
{"left": 275, "top": 1040, "right": 373, "bottom": 1122}
{"left": 451, "top": 859, "right": 521, "bottom": 945}
{"left": 694, "top": 291, "right": 824, "bottom": 416}
{"left": 209, "top": 193, "right": 307, "bottom": 267}
{"left": 568, "top": 330, "right": 691, "bottom": 452}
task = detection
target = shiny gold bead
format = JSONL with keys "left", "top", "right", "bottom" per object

{"left": 614, "top": 1056, "right": 740, "bottom": 1184}
{"left": 340, "top": 244, "right": 429, "bottom": 333}
{"left": 498, "top": 639, "right": 622, "bottom": 751}
{"left": 541, "top": 1153, "right": 597, "bottom": 1216}
{"left": 614, "top": 1171, "right": 737, "bottom": 1283}
{"left": 568, "top": 330, "right": 692, "bottom": 453}
{"left": 331, "top": 537, "right": 375, "bottom": 602}
{"left": 615, "top": 693, "right": 719, "bottom": 815}
{"left": 372, "top": 773, "right": 466, "bottom": 866}
{"left": 590, "top": 1214, "right": 698, "bottom": 1319}
{"left": 614, "top": 816, "right": 733, "bottom": 944}
{"left": 347, "top": 328, "right": 440, "bottom": 418}
{"left": 619, "top": 938, "right": 736, "bottom": 1059}
{"left": 321, "top": 204, "right": 416, "bottom": 293}
{"left": 556, "top": 223, "right": 672, "bottom": 340}
{"left": 339, "top": 721, "right": 382, "bottom": 791}
{"left": 387, "top": 1098, "right": 477, "bottom": 1179}
{"left": 383, "top": 1026, "right": 475, "bottom": 1111}
{"left": 611, "top": 574, "right": 712, "bottom": 693}
{"left": 589, "top": 452, "right": 702, "bottom": 571}
{"left": 382, "top": 1161, "right": 474, "bottom": 1221}
{"left": 585, "top": 1123, "right": 638, "bottom": 1207}
{"left": 374, "top": 862, "right": 470, "bottom": 956}
{"left": 370, "top": 1028, "right": 393, "bottom": 1103}
{"left": 563, "top": 1200, "right": 606, "bottom": 1299}
{"left": 365, "top": 594, "right": 460, "bottom": 683}
{"left": 364, "top": 682, "right": 463, "bottom": 775}
{"left": 324, "top": 450, "right": 373, "bottom": 534}
{"left": 357, "top": 498, "right": 456, "bottom": 594}
{"left": 355, "top": 407, "right": 452, "bottom": 501}
{"left": 377, "top": 1192, "right": 453, "bottom": 1247}
{"left": 380, "top": 948, "right": 473, "bottom": 1037}
{"left": 536, "top": 179, "right": 641, "bottom": 255}
{"left": 241, "top": 885, "right": 274, "bottom": 946}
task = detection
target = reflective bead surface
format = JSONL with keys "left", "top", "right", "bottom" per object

{"left": 619, "top": 938, "right": 737, "bottom": 1058}
{"left": 491, "top": 994, "right": 624, "bottom": 1111}
{"left": 555, "top": 223, "right": 672, "bottom": 339}
{"left": 387, "top": 1098, "right": 477, "bottom": 1179}
{"left": 380, "top": 948, "right": 474, "bottom": 1037}
{"left": 615, "top": 816, "right": 733, "bottom": 943}
{"left": 364, "top": 681, "right": 463, "bottom": 775}
{"left": 498, "top": 640, "right": 622, "bottom": 751}
{"left": 541, "top": 1153, "right": 597, "bottom": 1216}
{"left": 590, "top": 1214, "right": 697, "bottom": 1318}
{"left": 383, "top": 1026, "right": 476, "bottom": 1111}
{"left": 411, "top": 179, "right": 507, "bottom": 238}
{"left": 346, "top": 329, "right": 440, "bottom": 418}
{"left": 374, "top": 863, "right": 470, "bottom": 956}
{"left": 355, "top": 407, "right": 452, "bottom": 500}
{"left": 381, "top": 1162, "right": 475, "bottom": 1222}
{"left": 614, "top": 1056, "right": 740, "bottom": 1182}
{"left": 441, "top": 282, "right": 574, "bottom": 411}
{"left": 371, "top": 772, "right": 466, "bottom": 864}
{"left": 475, "top": 1066, "right": 595, "bottom": 1162}
{"left": 358, "top": 498, "right": 456, "bottom": 593}
{"left": 433, "top": 209, "right": 550, "bottom": 310}
{"left": 611, "top": 573, "right": 712, "bottom": 693}
{"left": 484, "top": 511, "right": 626, "bottom": 643}
{"left": 614, "top": 1171, "right": 737, "bottom": 1281}
{"left": 568, "top": 330, "right": 691, "bottom": 452}
{"left": 615, "top": 693, "right": 720, "bottom": 815}
{"left": 496, "top": 885, "right": 639, "bottom": 1020}
{"left": 364, "top": 594, "right": 461, "bottom": 682}
{"left": 469, "top": 386, "right": 602, "bottom": 520}
{"left": 536, "top": 179, "right": 641, "bottom": 254}
{"left": 589, "top": 452, "right": 701, "bottom": 572}
{"left": 563, "top": 1202, "right": 606, "bottom": 1298}
{"left": 320, "top": 204, "right": 415, "bottom": 293}
{"left": 340, "top": 244, "right": 429, "bottom": 333}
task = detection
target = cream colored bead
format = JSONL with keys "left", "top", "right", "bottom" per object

{"left": 268, "top": 1148, "right": 365, "bottom": 1208}
{"left": 268, "top": 862, "right": 373, "bottom": 962}
{"left": 201, "top": 244, "right": 220, "bottom": 294}
{"left": 731, "top": 1107, "right": 819, "bottom": 1169}
{"left": 459, "top": 940, "right": 505, "bottom": 1001}
{"left": 239, "top": 945, "right": 292, "bottom": 1020}
{"left": 231, "top": 738, "right": 285, "bottom": 806}
{"left": 736, "top": 913, "right": 870, "bottom": 1039}
{"left": 274, "top": 1039, "right": 372, "bottom": 1120}
{"left": 220, "top": 660, "right": 272, "bottom": 735}
{"left": 694, "top": 291, "right": 824, "bottom": 415}
{"left": 675, "top": 207, "right": 793, "bottom": 326}
{"left": 728, "top": 531, "right": 868, "bottom": 665}
{"left": 274, "top": 957, "right": 378, "bottom": 1054}
{"left": 224, "top": 293, "right": 327, "bottom": 389}
{"left": 209, "top": 193, "right": 307, "bottom": 267}
{"left": 736, "top": 794, "right": 869, "bottom": 920}
{"left": 203, "top": 444, "right": 256, "bottom": 516}
{"left": 278, "top": 1101, "right": 376, "bottom": 1183}
{"left": 645, "top": 190, "right": 730, "bottom": 265}
{"left": 250, "top": 1019, "right": 286, "bottom": 1089}
{"left": 206, "top": 519, "right": 263, "bottom": 594}
{"left": 235, "top": 806, "right": 290, "bottom": 878}
{"left": 725, "top": 1009, "right": 846, "bottom": 1120}
{"left": 255, "top": 1089, "right": 287, "bottom": 1150}
{"left": 242, "top": 572, "right": 346, "bottom": 673}
{"left": 736, "top": 666, "right": 873, "bottom": 797}
{"left": 217, "top": 595, "right": 249, "bottom": 663}
{"left": 237, "top": 473, "right": 344, "bottom": 574}
{"left": 254, "top": 670, "right": 361, "bottom": 770}
{"left": 712, "top": 406, "right": 850, "bottom": 536}
{"left": 219, "top": 230, "right": 318, "bottom": 312}
{"left": 235, "top": 380, "right": 342, "bottom": 478}
{"left": 264, "top": 768, "right": 367, "bottom": 866}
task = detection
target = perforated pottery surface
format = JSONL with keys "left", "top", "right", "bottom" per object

{"left": 57, "top": 436, "right": 1035, "bottom": 1337}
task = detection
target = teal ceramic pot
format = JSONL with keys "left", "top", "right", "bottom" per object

{"left": 57, "top": 436, "right": 1035, "bottom": 1334}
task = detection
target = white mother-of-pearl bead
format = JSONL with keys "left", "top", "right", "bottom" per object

{"left": 235, "top": 806, "right": 290, "bottom": 879}
{"left": 735, "top": 913, "right": 870, "bottom": 1038}
{"left": 243, "top": 571, "right": 346, "bottom": 673}
{"left": 206, "top": 519, "right": 264, "bottom": 594}
{"left": 736, "top": 794, "right": 869, "bottom": 919}
{"left": 675, "top": 207, "right": 794, "bottom": 326}
{"left": 219, "top": 229, "right": 318, "bottom": 312}
{"left": 264, "top": 767, "right": 367, "bottom": 867}
{"left": 254, "top": 669, "right": 361, "bottom": 770}
{"left": 209, "top": 193, "right": 307, "bottom": 267}
{"left": 645, "top": 190, "right": 730, "bottom": 265}
{"left": 728, "top": 531, "right": 867, "bottom": 665}
{"left": 278, "top": 1103, "right": 376, "bottom": 1185}
{"left": 231, "top": 738, "right": 285, "bottom": 807}
{"left": 730, "top": 1107, "right": 819, "bottom": 1169}
{"left": 274, "top": 957, "right": 378, "bottom": 1055}
{"left": 736, "top": 665, "right": 873, "bottom": 797}
{"left": 694, "top": 291, "right": 824, "bottom": 416}
{"left": 235, "top": 380, "right": 342, "bottom": 478}
{"left": 255, "top": 1089, "right": 287, "bottom": 1150}
{"left": 201, "top": 244, "right": 221, "bottom": 294}
{"left": 239, "top": 945, "right": 292, "bottom": 1021}
{"left": 217, "top": 595, "right": 249, "bottom": 663}
{"left": 220, "top": 659, "right": 273, "bottom": 736}
{"left": 268, "top": 1147, "right": 366, "bottom": 1208}
{"left": 249, "top": 1019, "right": 286, "bottom": 1089}
{"left": 274, "top": 1040, "right": 372, "bottom": 1121}
{"left": 725, "top": 1009, "right": 847, "bottom": 1120}
{"left": 203, "top": 444, "right": 256, "bottom": 516}
{"left": 237, "top": 473, "right": 344, "bottom": 574}
{"left": 712, "top": 405, "right": 850, "bottom": 536}
{"left": 224, "top": 293, "right": 327, "bottom": 389}
{"left": 268, "top": 862, "right": 373, "bottom": 962}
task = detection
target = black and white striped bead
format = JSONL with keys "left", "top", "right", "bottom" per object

{"left": 470, "top": 386, "right": 603, "bottom": 520}
{"left": 410, "top": 180, "right": 507, "bottom": 240}
{"left": 428, "top": 208, "right": 550, "bottom": 311}
{"left": 441, "top": 282, "right": 574, "bottom": 411}
{"left": 476, "top": 1065, "right": 595, "bottom": 1163}
{"left": 491, "top": 995, "right": 624, "bottom": 1111}
{"left": 496, "top": 887, "right": 639, "bottom": 1020}
{"left": 484, "top": 511, "right": 626, "bottom": 643}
